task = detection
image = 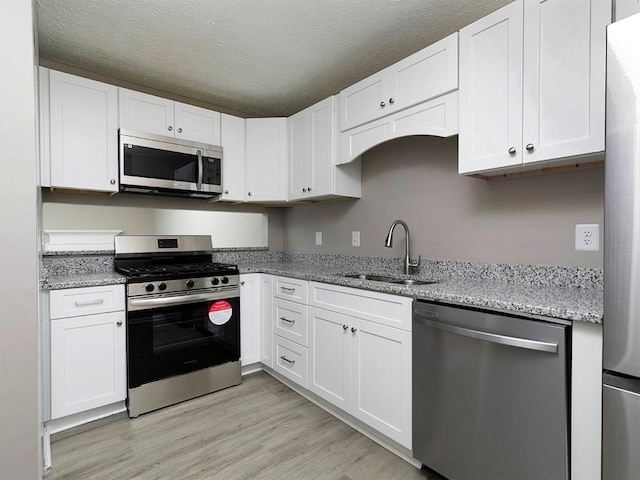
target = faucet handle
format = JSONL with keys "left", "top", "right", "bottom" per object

{"left": 409, "top": 255, "right": 421, "bottom": 272}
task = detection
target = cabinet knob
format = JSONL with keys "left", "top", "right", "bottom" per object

{"left": 526, "top": 143, "right": 535, "bottom": 151}
{"left": 302, "top": 188, "right": 307, "bottom": 193}
{"left": 168, "top": 126, "right": 173, "bottom": 131}
{"left": 116, "top": 320, "right": 123, "bottom": 326}
{"left": 389, "top": 97, "right": 395, "bottom": 104}
{"left": 508, "top": 147, "right": 516, "bottom": 155}
{"left": 307, "top": 186, "right": 312, "bottom": 192}
{"left": 248, "top": 192, "right": 252, "bottom": 196}
{"left": 380, "top": 101, "right": 386, "bottom": 108}
{"left": 343, "top": 325, "right": 348, "bottom": 331}
{"left": 177, "top": 128, "right": 183, "bottom": 133}
{"left": 240, "top": 281, "right": 245, "bottom": 286}
{"left": 110, "top": 179, "right": 116, "bottom": 185}
{"left": 224, "top": 189, "right": 229, "bottom": 194}
{"left": 351, "top": 327, "right": 357, "bottom": 333}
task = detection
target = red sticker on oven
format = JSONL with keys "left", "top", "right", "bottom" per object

{"left": 209, "top": 301, "right": 232, "bottom": 325}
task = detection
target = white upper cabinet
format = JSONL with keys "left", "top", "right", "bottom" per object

{"left": 220, "top": 113, "right": 246, "bottom": 202}
{"left": 340, "top": 33, "right": 458, "bottom": 132}
{"left": 46, "top": 69, "right": 119, "bottom": 192}
{"left": 245, "top": 117, "right": 288, "bottom": 202}
{"left": 288, "top": 96, "right": 361, "bottom": 201}
{"left": 119, "top": 88, "right": 221, "bottom": 145}
{"left": 459, "top": 0, "right": 610, "bottom": 175}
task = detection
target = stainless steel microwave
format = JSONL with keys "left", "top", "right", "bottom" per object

{"left": 119, "top": 129, "right": 223, "bottom": 199}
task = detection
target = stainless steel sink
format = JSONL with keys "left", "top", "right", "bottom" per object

{"left": 342, "top": 273, "right": 436, "bottom": 286}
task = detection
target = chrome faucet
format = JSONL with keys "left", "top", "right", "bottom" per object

{"left": 384, "top": 219, "right": 421, "bottom": 275}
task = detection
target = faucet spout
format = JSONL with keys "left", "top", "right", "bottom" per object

{"left": 384, "top": 220, "right": 420, "bottom": 275}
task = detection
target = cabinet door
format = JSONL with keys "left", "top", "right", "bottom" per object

{"left": 221, "top": 113, "right": 246, "bottom": 202}
{"left": 245, "top": 117, "right": 287, "bottom": 202}
{"left": 118, "top": 88, "right": 174, "bottom": 136}
{"left": 49, "top": 70, "right": 118, "bottom": 192}
{"left": 308, "top": 307, "right": 352, "bottom": 411}
{"left": 340, "top": 70, "right": 390, "bottom": 132}
{"left": 288, "top": 108, "right": 311, "bottom": 200}
{"left": 388, "top": 33, "right": 459, "bottom": 115}
{"left": 458, "top": 1, "right": 524, "bottom": 174}
{"left": 240, "top": 274, "right": 261, "bottom": 367}
{"left": 521, "top": 0, "right": 609, "bottom": 164}
{"left": 260, "top": 275, "right": 274, "bottom": 367}
{"left": 351, "top": 317, "right": 412, "bottom": 448}
{"left": 50, "top": 311, "right": 126, "bottom": 419}
{"left": 308, "top": 97, "right": 335, "bottom": 198}
{"left": 174, "top": 102, "right": 221, "bottom": 145}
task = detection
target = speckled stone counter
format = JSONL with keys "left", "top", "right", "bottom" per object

{"left": 41, "top": 252, "right": 126, "bottom": 290}
{"left": 211, "top": 252, "right": 603, "bottom": 324}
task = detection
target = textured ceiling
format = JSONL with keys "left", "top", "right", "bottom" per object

{"left": 37, "top": 0, "right": 511, "bottom": 117}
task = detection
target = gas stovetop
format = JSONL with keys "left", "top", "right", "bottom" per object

{"left": 115, "top": 262, "right": 239, "bottom": 282}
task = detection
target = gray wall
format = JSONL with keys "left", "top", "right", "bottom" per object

{"left": 283, "top": 135, "right": 604, "bottom": 268}
{"left": 0, "top": 1, "right": 41, "bottom": 478}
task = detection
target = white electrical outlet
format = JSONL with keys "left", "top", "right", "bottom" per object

{"left": 315, "top": 232, "right": 322, "bottom": 246}
{"left": 575, "top": 224, "right": 600, "bottom": 251}
{"left": 352, "top": 231, "right": 360, "bottom": 247}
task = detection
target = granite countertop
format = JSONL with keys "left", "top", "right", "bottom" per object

{"left": 42, "top": 271, "right": 127, "bottom": 290}
{"left": 236, "top": 261, "right": 603, "bottom": 324}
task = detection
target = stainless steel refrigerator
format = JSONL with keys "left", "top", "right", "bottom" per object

{"left": 603, "top": 13, "right": 640, "bottom": 480}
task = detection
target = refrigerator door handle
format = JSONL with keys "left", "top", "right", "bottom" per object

{"left": 414, "top": 316, "right": 559, "bottom": 353}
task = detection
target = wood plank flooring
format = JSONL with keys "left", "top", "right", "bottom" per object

{"left": 50, "top": 372, "right": 440, "bottom": 480}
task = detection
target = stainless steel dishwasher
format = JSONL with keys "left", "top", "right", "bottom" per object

{"left": 412, "top": 301, "right": 569, "bottom": 480}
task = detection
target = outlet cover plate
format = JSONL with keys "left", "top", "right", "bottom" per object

{"left": 352, "top": 231, "right": 360, "bottom": 247}
{"left": 575, "top": 224, "right": 600, "bottom": 251}
{"left": 315, "top": 232, "right": 322, "bottom": 246}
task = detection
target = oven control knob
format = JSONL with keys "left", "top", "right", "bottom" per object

{"left": 158, "top": 282, "right": 167, "bottom": 291}
{"left": 211, "top": 277, "right": 220, "bottom": 286}
{"left": 221, "top": 277, "right": 229, "bottom": 284}
{"left": 145, "top": 283, "right": 155, "bottom": 292}
{"left": 185, "top": 279, "right": 195, "bottom": 289}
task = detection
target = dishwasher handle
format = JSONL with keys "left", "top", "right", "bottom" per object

{"left": 414, "top": 314, "right": 558, "bottom": 353}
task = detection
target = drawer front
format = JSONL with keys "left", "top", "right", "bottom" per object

{"left": 50, "top": 284, "right": 125, "bottom": 319}
{"left": 273, "top": 276, "right": 308, "bottom": 304}
{"left": 273, "top": 335, "right": 308, "bottom": 388}
{"left": 309, "top": 281, "right": 412, "bottom": 331}
{"left": 273, "top": 298, "right": 308, "bottom": 347}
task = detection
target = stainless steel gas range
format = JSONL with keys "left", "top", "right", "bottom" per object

{"left": 114, "top": 234, "right": 241, "bottom": 417}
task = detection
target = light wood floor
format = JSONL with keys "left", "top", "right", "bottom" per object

{"left": 50, "top": 371, "right": 440, "bottom": 480}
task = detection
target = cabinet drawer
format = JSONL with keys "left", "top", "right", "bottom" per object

{"left": 50, "top": 284, "right": 125, "bottom": 319}
{"left": 273, "top": 298, "right": 308, "bottom": 347}
{"left": 273, "top": 276, "right": 308, "bottom": 304}
{"left": 309, "top": 282, "right": 412, "bottom": 331}
{"left": 273, "top": 335, "right": 308, "bottom": 388}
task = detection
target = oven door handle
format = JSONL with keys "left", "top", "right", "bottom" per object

{"left": 128, "top": 291, "right": 235, "bottom": 311}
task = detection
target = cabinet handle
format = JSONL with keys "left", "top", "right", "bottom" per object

{"left": 280, "top": 286, "right": 295, "bottom": 293}
{"left": 280, "top": 316, "right": 295, "bottom": 324}
{"left": 110, "top": 179, "right": 116, "bottom": 185}
{"left": 389, "top": 97, "right": 395, "bottom": 104}
{"left": 508, "top": 147, "right": 516, "bottom": 155}
{"left": 240, "top": 281, "right": 245, "bottom": 286}
{"left": 168, "top": 126, "right": 173, "bottom": 132}
{"left": 526, "top": 143, "right": 535, "bottom": 151}
{"left": 380, "top": 101, "right": 386, "bottom": 108}
{"left": 351, "top": 327, "right": 357, "bottom": 333}
{"left": 74, "top": 298, "right": 104, "bottom": 307}
{"left": 116, "top": 320, "right": 123, "bottom": 326}
{"left": 343, "top": 325, "right": 348, "bottom": 331}
{"left": 280, "top": 355, "right": 295, "bottom": 365}
{"left": 177, "top": 128, "right": 183, "bottom": 133}
{"left": 224, "top": 189, "right": 229, "bottom": 194}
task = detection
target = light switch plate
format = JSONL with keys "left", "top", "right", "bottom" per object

{"left": 352, "top": 231, "right": 360, "bottom": 247}
{"left": 575, "top": 224, "right": 600, "bottom": 251}
{"left": 315, "top": 232, "right": 322, "bottom": 246}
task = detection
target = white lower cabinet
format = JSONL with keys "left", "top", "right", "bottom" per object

{"left": 49, "top": 285, "right": 126, "bottom": 419}
{"left": 240, "top": 274, "right": 262, "bottom": 367}
{"left": 308, "top": 305, "right": 412, "bottom": 448}
{"left": 260, "top": 275, "right": 274, "bottom": 368}
{"left": 273, "top": 335, "right": 308, "bottom": 388}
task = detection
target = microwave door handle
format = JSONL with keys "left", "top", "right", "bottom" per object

{"left": 196, "top": 149, "right": 203, "bottom": 191}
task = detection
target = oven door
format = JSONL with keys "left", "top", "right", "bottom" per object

{"left": 126, "top": 289, "right": 239, "bottom": 389}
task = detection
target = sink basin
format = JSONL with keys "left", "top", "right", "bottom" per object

{"left": 342, "top": 273, "right": 437, "bottom": 286}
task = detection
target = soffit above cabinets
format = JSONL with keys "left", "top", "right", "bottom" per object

{"left": 36, "top": 0, "right": 511, "bottom": 117}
